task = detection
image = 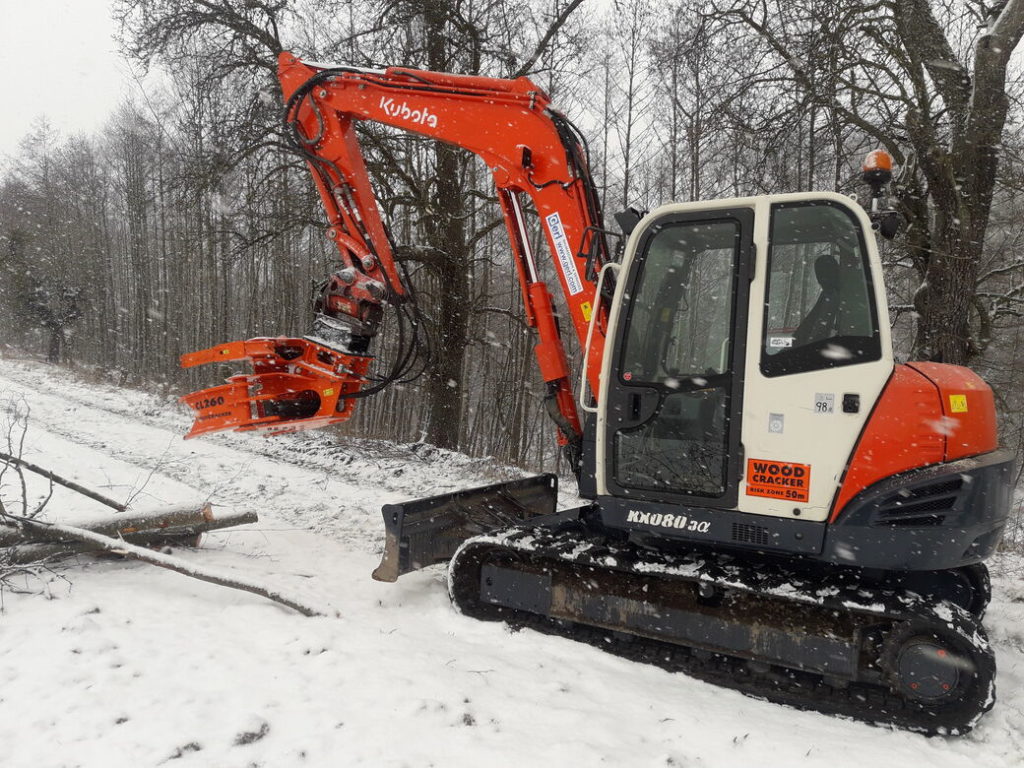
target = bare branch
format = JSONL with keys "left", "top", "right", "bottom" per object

{"left": 513, "top": 0, "right": 586, "bottom": 78}
{"left": 0, "top": 512, "right": 328, "bottom": 618}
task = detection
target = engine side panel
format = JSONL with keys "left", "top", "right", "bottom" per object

{"left": 907, "top": 362, "right": 998, "bottom": 462}
{"left": 830, "top": 364, "right": 945, "bottom": 521}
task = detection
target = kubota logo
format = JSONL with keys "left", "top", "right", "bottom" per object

{"left": 379, "top": 97, "right": 439, "bottom": 128}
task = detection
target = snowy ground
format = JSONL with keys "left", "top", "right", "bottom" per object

{"left": 0, "top": 358, "right": 1022, "bottom": 768}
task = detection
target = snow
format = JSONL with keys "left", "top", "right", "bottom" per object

{"left": 302, "top": 61, "right": 387, "bottom": 75}
{"left": 820, "top": 344, "right": 853, "bottom": 361}
{"left": 1, "top": 359, "right": 1024, "bottom": 767}
{"left": 929, "top": 416, "right": 962, "bottom": 437}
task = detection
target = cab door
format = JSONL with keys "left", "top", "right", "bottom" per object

{"left": 739, "top": 196, "right": 892, "bottom": 523}
{"left": 600, "top": 208, "right": 754, "bottom": 508}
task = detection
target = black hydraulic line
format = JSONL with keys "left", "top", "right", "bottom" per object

{"left": 283, "top": 71, "right": 432, "bottom": 395}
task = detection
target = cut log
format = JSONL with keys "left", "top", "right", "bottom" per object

{"left": 0, "top": 503, "right": 252, "bottom": 548}
{"left": 3, "top": 507, "right": 259, "bottom": 563}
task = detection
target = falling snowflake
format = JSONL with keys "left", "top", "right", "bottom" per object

{"left": 928, "top": 416, "right": 960, "bottom": 436}
{"left": 821, "top": 344, "right": 852, "bottom": 361}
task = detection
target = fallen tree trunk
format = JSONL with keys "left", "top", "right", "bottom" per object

{"left": 0, "top": 503, "right": 251, "bottom": 547}
{"left": 3, "top": 506, "right": 258, "bottom": 564}
{"left": 1, "top": 513, "right": 329, "bottom": 618}
{"left": 0, "top": 453, "right": 320, "bottom": 616}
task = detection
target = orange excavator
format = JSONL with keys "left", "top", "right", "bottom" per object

{"left": 181, "top": 53, "right": 1013, "bottom": 733}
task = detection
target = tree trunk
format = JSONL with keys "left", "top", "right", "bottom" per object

{"left": 0, "top": 506, "right": 256, "bottom": 551}
{"left": 915, "top": 234, "right": 981, "bottom": 364}
{"left": 46, "top": 327, "right": 62, "bottom": 364}
{"left": 420, "top": 1, "right": 470, "bottom": 449}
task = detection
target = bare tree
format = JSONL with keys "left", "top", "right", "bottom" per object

{"left": 709, "top": 0, "right": 1024, "bottom": 365}
{"left": 0, "top": 125, "right": 86, "bottom": 364}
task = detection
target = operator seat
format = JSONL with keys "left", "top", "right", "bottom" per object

{"left": 793, "top": 254, "right": 840, "bottom": 347}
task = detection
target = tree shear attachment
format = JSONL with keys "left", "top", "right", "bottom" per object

{"left": 179, "top": 337, "right": 372, "bottom": 439}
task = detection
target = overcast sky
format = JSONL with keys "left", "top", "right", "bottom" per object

{"left": 0, "top": 0, "right": 130, "bottom": 159}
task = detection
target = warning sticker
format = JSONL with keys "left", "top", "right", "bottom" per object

{"left": 746, "top": 459, "right": 811, "bottom": 502}
{"left": 949, "top": 394, "right": 968, "bottom": 413}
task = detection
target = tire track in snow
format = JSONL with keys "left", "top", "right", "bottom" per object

{"left": 0, "top": 363, "right": 408, "bottom": 551}
{"left": 0, "top": 360, "right": 527, "bottom": 495}
{"left": 0, "top": 360, "right": 543, "bottom": 554}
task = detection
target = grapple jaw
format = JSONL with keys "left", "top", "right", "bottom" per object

{"left": 179, "top": 337, "right": 372, "bottom": 439}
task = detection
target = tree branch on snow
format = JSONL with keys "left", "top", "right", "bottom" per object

{"left": 0, "top": 512, "right": 330, "bottom": 618}
{"left": 0, "top": 450, "right": 127, "bottom": 513}
{"left": 0, "top": 394, "right": 296, "bottom": 616}
{"left": 0, "top": 395, "right": 57, "bottom": 593}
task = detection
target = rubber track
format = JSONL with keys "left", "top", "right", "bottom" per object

{"left": 448, "top": 523, "right": 996, "bottom": 735}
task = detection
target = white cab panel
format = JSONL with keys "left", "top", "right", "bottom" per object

{"left": 596, "top": 192, "right": 893, "bottom": 523}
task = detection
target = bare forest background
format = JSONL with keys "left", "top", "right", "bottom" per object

{"left": 1, "top": 0, "right": 1023, "bottom": 486}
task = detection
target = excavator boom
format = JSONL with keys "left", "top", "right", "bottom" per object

{"left": 182, "top": 52, "right": 610, "bottom": 451}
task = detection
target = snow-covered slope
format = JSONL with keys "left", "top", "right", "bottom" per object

{"left": 0, "top": 359, "right": 1021, "bottom": 767}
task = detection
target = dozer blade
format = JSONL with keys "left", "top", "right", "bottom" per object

{"left": 179, "top": 337, "right": 372, "bottom": 439}
{"left": 372, "top": 474, "right": 560, "bottom": 582}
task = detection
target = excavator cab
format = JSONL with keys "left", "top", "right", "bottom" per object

{"left": 597, "top": 192, "right": 891, "bottom": 544}
{"left": 596, "top": 191, "right": 1008, "bottom": 567}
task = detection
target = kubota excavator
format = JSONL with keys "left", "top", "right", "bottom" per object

{"left": 180, "top": 52, "right": 1013, "bottom": 734}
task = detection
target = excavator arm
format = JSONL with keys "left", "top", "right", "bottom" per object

{"left": 182, "top": 52, "right": 612, "bottom": 453}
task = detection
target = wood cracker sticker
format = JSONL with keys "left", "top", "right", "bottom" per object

{"left": 746, "top": 459, "right": 811, "bottom": 502}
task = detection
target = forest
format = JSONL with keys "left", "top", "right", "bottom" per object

{"left": 1, "top": 0, "right": 1022, "bottom": 484}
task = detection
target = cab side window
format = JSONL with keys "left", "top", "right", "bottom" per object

{"left": 761, "top": 202, "right": 880, "bottom": 377}
{"left": 620, "top": 221, "right": 738, "bottom": 385}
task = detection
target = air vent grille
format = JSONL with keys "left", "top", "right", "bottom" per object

{"left": 732, "top": 522, "right": 771, "bottom": 546}
{"left": 871, "top": 477, "right": 964, "bottom": 528}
